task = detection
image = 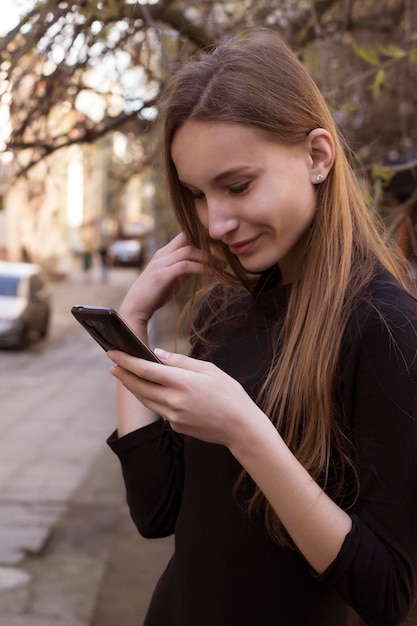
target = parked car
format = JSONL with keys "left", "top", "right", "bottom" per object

{"left": 0, "top": 261, "right": 51, "bottom": 349}
{"left": 107, "top": 239, "right": 144, "bottom": 268}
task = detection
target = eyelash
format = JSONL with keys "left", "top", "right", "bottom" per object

{"left": 189, "top": 181, "right": 250, "bottom": 201}
{"left": 229, "top": 181, "right": 250, "bottom": 195}
{"left": 190, "top": 191, "right": 205, "bottom": 201}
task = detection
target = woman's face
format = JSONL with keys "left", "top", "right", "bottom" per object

{"left": 171, "top": 120, "right": 319, "bottom": 283}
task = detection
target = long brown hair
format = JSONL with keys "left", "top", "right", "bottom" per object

{"left": 158, "top": 29, "right": 408, "bottom": 544}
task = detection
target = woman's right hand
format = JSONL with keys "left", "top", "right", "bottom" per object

{"left": 118, "top": 232, "right": 221, "bottom": 337}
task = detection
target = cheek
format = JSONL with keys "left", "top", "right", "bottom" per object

{"left": 291, "top": 180, "right": 317, "bottom": 219}
{"left": 303, "top": 189, "right": 318, "bottom": 225}
{"left": 292, "top": 202, "right": 316, "bottom": 237}
{"left": 273, "top": 188, "right": 317, "bottom": 236}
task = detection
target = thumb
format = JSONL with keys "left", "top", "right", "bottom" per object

{"left": 154, "top": 348, "right": 207, "bottom": 372}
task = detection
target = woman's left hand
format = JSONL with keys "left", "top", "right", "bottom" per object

{"left": 107, "top": 349, "right": 264, "bottom": 447}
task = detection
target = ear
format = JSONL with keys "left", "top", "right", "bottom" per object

{"left": 306, "top": 129, "right": 335, "bottom": 184}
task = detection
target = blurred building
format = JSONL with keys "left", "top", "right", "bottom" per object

{"left": 0, "top": 133, "right": 154, "bottom": 276}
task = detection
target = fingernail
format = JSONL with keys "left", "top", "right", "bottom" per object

{"left": 154, "top": 348, "right": 170, "bottom": 360}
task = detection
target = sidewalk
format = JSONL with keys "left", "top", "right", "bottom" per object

{"left": 0, "top": 266, "right": 175, "bottom": 626}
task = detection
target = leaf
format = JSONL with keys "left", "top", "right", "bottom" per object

{"left": 379, "top": 44, "right": 406, "bottom": 60}
{"left": 371, "top": 163, "right": 394, "bottom": 184}
{"left": 351, "top": 40, "right": 380, "bottom": 67}
{"left": 338, "top": 101, "right": 360, "bottom": 113}
{"left": 410, "top": 47, "right": 417, "bottom": 65}
{"left": 372, "top": 68, "right": 386, "bottom": 99}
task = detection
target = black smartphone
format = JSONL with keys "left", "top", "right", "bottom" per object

{"left": 71, "top": 305, "right": 161, "bottom": 363}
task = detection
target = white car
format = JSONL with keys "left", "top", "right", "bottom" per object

{"left": 107, "top": 239, "right": 144, "bottom": 268}
{"left": 0, "top": 261, "right": 51, "bottom": 349}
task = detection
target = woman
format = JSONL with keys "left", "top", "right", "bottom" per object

{"left": 106, "top": 30, "right": 417, "bottom": 625}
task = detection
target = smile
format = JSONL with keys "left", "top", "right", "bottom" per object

{"left": 228, "top": 236, "right": 260, "bottom": 256}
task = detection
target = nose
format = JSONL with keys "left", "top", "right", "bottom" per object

{"left": 205, "top": 198, "right": 239, "bottom": 241}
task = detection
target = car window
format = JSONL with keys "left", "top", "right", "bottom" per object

{"left": 0, "top": 275, "right": 20, "bottom": 296}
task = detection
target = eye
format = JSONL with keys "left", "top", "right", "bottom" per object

{"left": 191, "top": 191, "right": 205, "bottom": 202}
{"left": 182, "top": 184, "right": 205, "bottom": 202}
{"left": 229, "top": 181, "right": 250, "bottom": 195}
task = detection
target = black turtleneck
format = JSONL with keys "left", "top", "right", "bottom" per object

{"left": 108, "top": 267, "right": 417, "bottom": 626}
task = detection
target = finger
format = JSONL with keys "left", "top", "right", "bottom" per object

{"left": 154, "top": 349, "right": 212, "bottom": 374}
{"left": 171, "top": 231, "right": 190, "bottom": 247}
{"left": 109, "top": 361, "right": 183, "bottom": 422}
{"left": 160, "top": 243, "right": 206, "bottom": 266}
{"left": 155, "top": 260, "right": 214, "bottom": 285}
{"left": 158, "top": 236, "right": 225, "bottom": 272}
{"left": 109, "top": 364, "right": 165, "bottom": 410}
{"left": 158, "top": 231, "right": 188, "bottom": 254}
{"left": 108, "top": 351, "right": 169, "bottom": 382}
{"left": 108, "top": 349, "right": 210, "bottom": 385}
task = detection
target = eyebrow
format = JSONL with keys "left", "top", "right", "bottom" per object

{"left": 212, "top": 166, "right": 253, "bottom": 183}
{"left": 179, "top": 165, "right": 253, "bottom": 188}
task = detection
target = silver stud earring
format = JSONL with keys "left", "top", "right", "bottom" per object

{"left": 316, "top": 173, "right": 324, "bottom": 182}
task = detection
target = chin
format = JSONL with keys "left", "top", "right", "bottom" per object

{"left": 238, "top": 256, "right": 279, "bottom": 274}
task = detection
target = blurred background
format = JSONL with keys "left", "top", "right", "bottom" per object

{"left": 0, "top": 1, "right": 416, "bottom": 625}
{"left": 0, "top": 0, "right": 416, "bottom": 278}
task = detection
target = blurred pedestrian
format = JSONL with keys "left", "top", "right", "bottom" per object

{"left": 98, "top": 244, "right": 108, "bottom": 283}
{"left": 82, "top": 248, "right": 93, "bottom": 282}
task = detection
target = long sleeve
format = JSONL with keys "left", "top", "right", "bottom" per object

{"left": 107, "top": 419, "right": 185, "bottom": 538}
{"left": 317, "top": 280, "right": 417, "bottom": 624}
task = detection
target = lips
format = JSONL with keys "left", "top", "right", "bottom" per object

{"left": 227, "top": 236, "right": 259, "bottom": 256}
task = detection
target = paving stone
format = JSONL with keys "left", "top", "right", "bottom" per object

{"left": 28, "top": 554, "right": 105, "bottom": 621}
{"left": 0, "top": 525, "right": 53, "bottom": 565}
{"left": 0, "top": 566, "right": 31, "bottom": 590}
{"left": 0, "top": 618, "right": 85, "bottom": 626}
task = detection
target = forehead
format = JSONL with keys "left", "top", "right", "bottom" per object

{"left": 170, "top": 120, "right": 304, "bottom": 185}
{"left": 172, "top": 120, "right": 262, "bottom": 153}
{"left": 172, "top": 121, "right": 273, "bottom": 178}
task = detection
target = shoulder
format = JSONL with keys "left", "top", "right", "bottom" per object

{"left": 343, "top": 267, "right": 417, "bottom": 375}
{"left": 353, "top": 267, "right": 417, "bottom": 332}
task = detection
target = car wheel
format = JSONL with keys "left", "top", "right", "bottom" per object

{"left": 15, "top": 325, "right": 30, "bottom": 349}
{"left": 138, "top": 250, "right": 145, "bottom": 269}
{"left": 40, "top": 312, "right": 50, "bottom": 339}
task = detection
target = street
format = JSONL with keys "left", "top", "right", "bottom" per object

{"left": 0, "top": 266, "right": 174, "bottom": 626}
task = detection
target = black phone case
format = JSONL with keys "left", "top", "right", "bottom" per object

{"left": 71, "top": 305, "right": 161, "bottom": 362}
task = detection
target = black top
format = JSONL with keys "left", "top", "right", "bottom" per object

{"left": 108, "top": 267, "right": 417, "bottom": 626}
